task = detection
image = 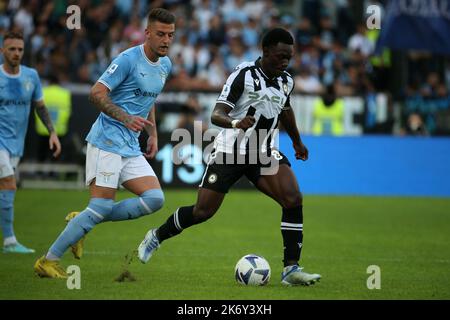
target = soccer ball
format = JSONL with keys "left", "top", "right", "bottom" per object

{"left": 234, "top": 254, "right": 271, "bottom": 286}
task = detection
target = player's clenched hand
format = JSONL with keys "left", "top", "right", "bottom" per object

{"left": 144, "top": 136, "right": 158, "bottom": 159}
{"left": 236, "top": 116, "right": 256, "bottom": 130}
{"left": 124, "top": 115, "right": 153, "bottom": 132}
{"left": 49, "top": 132, "right": 62, "bottom": 158}
{"left": 293, "top": 140, "right": 308, "bottom": 161}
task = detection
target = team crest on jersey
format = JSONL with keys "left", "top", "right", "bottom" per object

{"left": 23, "top": 79, "right": 33, "bottom": 92}
{"left": 208, "top": 173, "right": 218, "bottom": 184}
{"left": 282, "top": 83, "right": 288, "bottom": 95}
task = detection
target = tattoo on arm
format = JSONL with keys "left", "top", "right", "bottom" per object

{"left": 89, "top": 92, "right": 129, "bottom": 124}
{"left": 35, "top": 102, "right": 55, "bottom": 133}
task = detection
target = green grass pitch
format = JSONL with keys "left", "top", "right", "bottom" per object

{"left": 1, "top": 189, "right": 449, "bottom": 300}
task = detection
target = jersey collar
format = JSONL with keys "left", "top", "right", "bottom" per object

{"left": 255, "top": 57, "right": 278, "bottom": 81}
{"left": 255, "top": 57, "right": 283, "bottom": 90}
{"left": 0, "top": 64, "right": 22, "bottom": 78}
{"left": 140, "top": 45, "right": 160, "bottom": 66}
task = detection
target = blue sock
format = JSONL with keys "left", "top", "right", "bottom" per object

{"left": 105, "top": 189, "right": 164, "bottom": 222}
{"left": 0, "top": 190, "right": 16, "bottom": 240}
{"left": 48, "top": 198, "right": 114, "bottom": 258}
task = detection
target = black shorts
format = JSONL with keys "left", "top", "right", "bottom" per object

{"left": 199, "top": 150, "right": 291, "bottom": 193}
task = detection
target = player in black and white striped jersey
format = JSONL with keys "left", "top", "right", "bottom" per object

{"left": 212, "top": 56, "right": 294, "bottom": 156}
{"left": 138, "top": 28, "right": 321, "bottom": 286}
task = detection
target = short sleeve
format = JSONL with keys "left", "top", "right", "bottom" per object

{"left": 98, "top": 53, "right": 132, "bottom": 91}
{"left": 216, "top": 67, "right": 247, "bottom": 109}
{"left": 32, "top": 71, "right": 43, "bottom": 101}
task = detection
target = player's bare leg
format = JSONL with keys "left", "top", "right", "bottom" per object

{"left": 138, "top": 188, "right": 225, "bottom": 263}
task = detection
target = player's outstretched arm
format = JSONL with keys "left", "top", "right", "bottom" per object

{"left": 89, "top": 82, "right": 152, "bottom": 132}
{"left": 280, "top": 107, "right": 308, "bottom": 161}
{"left": 34, "top": 100, "right": 62, "bottom": 157}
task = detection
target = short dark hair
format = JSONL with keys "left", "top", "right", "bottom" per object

{"left": 261, "top": 28, "right": 294, "bottom": 48}
{"left": 147, "top": 8, "right": 176, "bottom": 24}
{"left": 3, "top": 31, "right": 24, "bottom": 42}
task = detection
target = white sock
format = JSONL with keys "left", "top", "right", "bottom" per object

{"left": 3, "top": 236, "right": 17, "bottom": 247}
{"left": 45, "top": 252, "right": 60, "bottom": 261}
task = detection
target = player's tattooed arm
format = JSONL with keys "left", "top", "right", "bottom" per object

{"left": 89, "top": 82, "right": 151, "bottom": 132}
{"left": 89, "top": 82, "right": 129, "bottom": 122}
{"left": 34, "top": 100, "right": 55, "bottom": 133}
{"left": 33, "top": 100, "right": 62, "bottom": 157}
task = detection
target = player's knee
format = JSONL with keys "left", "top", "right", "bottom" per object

{"left": 193, "top": 205, "right": 216, "bottom": 223}
{"left": 0, "top": 176, "right": 17, "bottom": 191}
{"left": 280, "top": 191, "right": 302, "bottom": 209}
{"left": 73, "top": 198, "right": 114, "bottom": 231}
{"left": 140, "top": 189, "right": 165, "bottom": 214}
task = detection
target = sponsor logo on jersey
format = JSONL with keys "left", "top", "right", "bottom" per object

{"left": 248, "top": 91, "right": 285, "bottom": 105}
{"left": 133, "top": 88, "right": 158, "bottom": 98}
{"left": 0, "top": 99, "right": 27, "bottom": 106}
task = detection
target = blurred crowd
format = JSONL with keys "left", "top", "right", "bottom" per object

{"left": 0, "top": 0, "right": 388, "bottom": 93}
{"left": 1, "top": 0, "right": 450, "bottom": 135}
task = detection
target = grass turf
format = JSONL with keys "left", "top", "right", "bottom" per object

{"left": 1, "top": 189, "right": 449, "bottom": 300}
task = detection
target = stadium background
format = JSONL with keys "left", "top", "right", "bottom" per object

{"left": 1, "top": 0, "right": 450, "bottom": 300}
{"left": 1, "top": 0, "right": 450, "bottom": 195}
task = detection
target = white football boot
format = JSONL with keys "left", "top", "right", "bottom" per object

{"left": 137, "top": 229, "right": 160, "bottom": 263}
{"left": 281, "top": 265, "right": 321, "bottom": 286}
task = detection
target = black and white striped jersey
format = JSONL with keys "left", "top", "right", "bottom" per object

{"left": 214, "top": 57, "right": 295, "bottom": 154}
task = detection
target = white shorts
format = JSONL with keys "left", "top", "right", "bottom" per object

{"left": 0, "top": 149, "right": 20, "bottom": 179}
{"left": 85, "top": 143, "right": 156, "bottom": 188}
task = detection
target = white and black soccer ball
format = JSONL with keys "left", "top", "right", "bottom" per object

{"left": 234, "top": 254, "right": 271, "bottom": 286}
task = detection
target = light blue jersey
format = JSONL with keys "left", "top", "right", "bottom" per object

{"left": 0, "top": 64, "right": 43, "bottom": 157}
{"left": 86, "top": 44, "right": 172, "bottom": 157}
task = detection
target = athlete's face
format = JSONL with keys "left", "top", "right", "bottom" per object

{"left": 145, "top": 21, "right": 175, "bottom": 58}
{"left": 0, "top": 38, "right": 24, "bottom": 68}
{"left": 263, "top": 43, "right": 294, "bottom": 77}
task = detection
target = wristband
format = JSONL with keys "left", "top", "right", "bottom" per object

{"left": 231, "top": 119, "right": 240, "bottom": 128}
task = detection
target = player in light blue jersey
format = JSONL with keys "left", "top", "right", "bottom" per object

{"left": 1, "top": 32, "right": 62, "bottom": 254}
{"left": 35, "top": 8, "right": 176, "bottom": 278}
